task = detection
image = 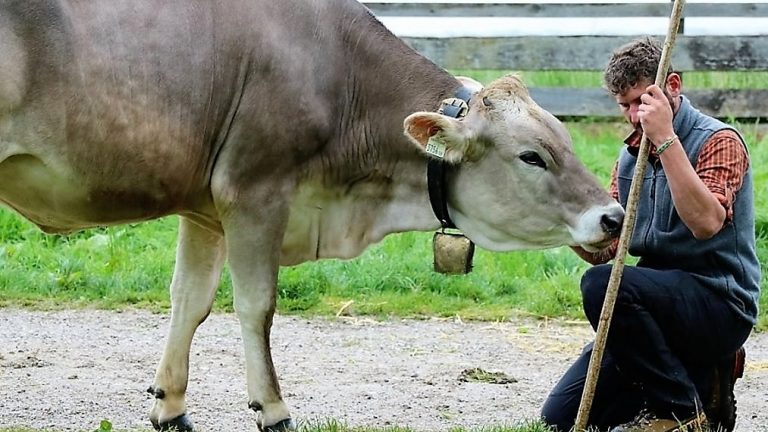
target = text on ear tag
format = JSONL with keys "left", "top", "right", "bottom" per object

{"left": 426, "top": 137, "right": 446, "bottom": 159}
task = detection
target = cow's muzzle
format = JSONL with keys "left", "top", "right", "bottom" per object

{"left": 600, "top": 209, "right": 624, "bottom": 238}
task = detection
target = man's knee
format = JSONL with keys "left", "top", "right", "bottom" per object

{"left": 581, "top": 264, "right": 612, "bottom": 321}
{"left": 541, "top": 396, "right": 575, "bottom": 432}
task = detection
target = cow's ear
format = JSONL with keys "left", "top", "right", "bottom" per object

{"left": 455, "top": 75, "right": 484, "bottom": 93}
{"left": 403, "top": 112, "right": 472, "bottom": 164}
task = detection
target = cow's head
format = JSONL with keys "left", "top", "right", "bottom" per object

{"left": 403, "top": 74, "right": 623, "bottom": 252}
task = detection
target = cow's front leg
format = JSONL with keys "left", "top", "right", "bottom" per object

{"left": 222, "top": 197, "right": 294, "bottom": 431}
{"left": 149, "top": 217, "right": 226, "bottom": 431}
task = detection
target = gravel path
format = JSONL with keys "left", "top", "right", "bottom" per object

{"left": 1, "top": 309, "right": 766, "bottom": 431}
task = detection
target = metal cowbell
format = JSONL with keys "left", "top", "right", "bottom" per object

{"left": 432, "top": 231, "right": 475, "bottom": 274}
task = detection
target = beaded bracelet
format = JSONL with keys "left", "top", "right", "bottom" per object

{"left": 656, "top": 135, "right": 678, "bottom": 155}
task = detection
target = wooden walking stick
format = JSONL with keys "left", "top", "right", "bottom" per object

{"left": 573, "top": 1, "right": 686, "bottom": 430}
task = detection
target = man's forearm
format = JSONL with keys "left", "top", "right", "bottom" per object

{"left": 659, "top": 140, "right": 726, "bottom": 239}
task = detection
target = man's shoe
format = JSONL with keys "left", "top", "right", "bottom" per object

{"left": 610, "top": 411, "right": 708, "bottom": 432}
{"left": 705, "top": 346, "right": 746, "bottom": 432}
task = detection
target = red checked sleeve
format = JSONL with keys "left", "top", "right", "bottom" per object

{"left": 695, "top": 130, "right": 749, "bottom": 221}
{"left": 609, "top": 160, "right": 619, "bottom": 202}
{"left": 600, "top": 161, "right": 620, "bottom": 259}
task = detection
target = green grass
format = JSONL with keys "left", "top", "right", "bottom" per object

{"left": 0, "top": 418, "right": 714, "bottom": 432}
{"left": 454, "top": 70, "right": 768, "bottom": 90}
{"left": 0, "top": 419, "right": 555, "bottom": 432}
{"left": 1, "top": 119, "right": 766, "bottom": 331}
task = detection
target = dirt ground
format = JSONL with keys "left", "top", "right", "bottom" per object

{"left": 1, "top": 309, "right": 766, "bottom": 432}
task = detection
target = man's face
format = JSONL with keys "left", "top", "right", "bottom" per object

{"left": 614, "top": 76, "right": 679, "bottom": 130}
{"left": 615, "top": 81, "right": 651, "bottom": 130}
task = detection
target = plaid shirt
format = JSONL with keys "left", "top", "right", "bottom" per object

{"left": 599, "top": 128, "right": 749, "bottom": 259}
{"left": 610, "top": 128, "right": 749, "bottom": 220}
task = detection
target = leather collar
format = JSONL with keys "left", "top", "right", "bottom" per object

{"left": 427, "top": 86, "right": 473, "bottom": 229}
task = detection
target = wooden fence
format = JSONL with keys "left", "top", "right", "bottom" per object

{"left": 362, "top": 2, "right": 768, "bottom": 118}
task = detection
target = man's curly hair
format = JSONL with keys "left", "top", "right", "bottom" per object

{"left": 603, "top": 37, "right": 673, "bottom": 96}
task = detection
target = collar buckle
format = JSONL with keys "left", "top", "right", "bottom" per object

{"left": 438, "top": 97, "right": 469, "bottom": 118}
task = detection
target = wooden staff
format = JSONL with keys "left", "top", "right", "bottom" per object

{"left": 573, "top": 1, "right": 687, "bottom": 430}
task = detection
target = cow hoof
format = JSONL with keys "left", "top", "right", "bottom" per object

{"left": 261, "top": 418, "right": 295, "bottom": 432}
{"left": 151, "top": 413, "right": 194, "bottom": 432}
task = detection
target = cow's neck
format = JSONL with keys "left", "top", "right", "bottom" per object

{"left": 281, "top": 7, "right": 459, "bottom": 265}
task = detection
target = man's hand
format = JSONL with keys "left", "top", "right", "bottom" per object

{"left": 638, "top": 85, "right": 675, "bottom": 146}
{"left": 570, "top": 244, "right": 616, "bottom": 265}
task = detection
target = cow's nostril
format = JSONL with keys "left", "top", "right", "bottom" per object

{"left": 600, "top": 213, "right": 624, "bottom": 236}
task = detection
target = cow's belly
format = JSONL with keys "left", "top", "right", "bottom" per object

{"left": 0, "top": 153, "right": 175, "bottom": 233}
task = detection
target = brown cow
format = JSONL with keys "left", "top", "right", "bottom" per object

{"left": 0, "top": 0, "right": 623, "bottom": 430}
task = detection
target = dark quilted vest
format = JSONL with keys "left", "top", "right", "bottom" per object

{"left": 617, "top": 96, "right": 761, "bottom": 324}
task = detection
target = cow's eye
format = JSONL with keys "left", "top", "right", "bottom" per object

{"left": 519, "top": 151, "right": 547, "bottom": 169}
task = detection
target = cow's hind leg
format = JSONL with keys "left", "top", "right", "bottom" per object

{"left": 220, "top": 194, "right": 294, "bottom": 431}
{"left": 149, "top": 217, "right": 226, "bottom": 431}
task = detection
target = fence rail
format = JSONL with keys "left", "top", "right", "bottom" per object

{"left": 404, "top": 36, "right": 768, "bottom": 71}
{"left": 362, "top": 2, "right": 768, "bottom": 118}
{"left": 365, "top": 2, "right": 768, "bottom": 18}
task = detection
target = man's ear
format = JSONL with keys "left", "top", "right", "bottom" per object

{"left": 403, "top": 112, "right": 472, "bottom": 164}
{"left": 665, "top": 72, "right": 682, "bottom": 97}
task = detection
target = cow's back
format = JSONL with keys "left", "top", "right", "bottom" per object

{"left": 0, "top": 0, "right": 401, "bottom": 231}
{"left": 1, "top": 0, "right": 235, "bottom": 228}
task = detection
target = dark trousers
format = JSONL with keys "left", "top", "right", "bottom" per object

{"left": 541, "top": 264, "right": 752, "bottom": 432}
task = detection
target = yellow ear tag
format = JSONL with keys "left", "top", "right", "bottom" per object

{"left": 426, "top": 136, "right": 446, "bottom": 159}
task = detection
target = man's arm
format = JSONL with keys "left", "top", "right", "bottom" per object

{"left": 691, "top": 130, "right": 748, "bottom": 223}
{"left": 655, "top": 136, "right": 726, "bottom": 239}
{"left": 639, "top": 86, "right": 732, "bottom": 239}
{"left": 571, "top": 161, "right": 620, "bottom": 265}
